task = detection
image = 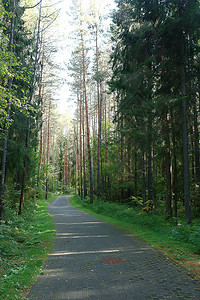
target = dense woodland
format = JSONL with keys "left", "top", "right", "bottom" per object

{"left": 1, "top": 0, "right": 200, "bottom": 225}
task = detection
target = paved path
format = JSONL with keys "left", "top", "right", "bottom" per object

{"left": 27, "top": 196, "right": 200, "bottom": 300}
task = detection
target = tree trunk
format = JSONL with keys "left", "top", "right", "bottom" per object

{"left": 75, "top": 115, "right": 79, "bottom": 194}
{"left": 80, "top": 16, "right": 93, "bottom": 204}
{"left": 0, "top": 0, "right": 16, "bottom": 219}
{"left": 96, "top": 23, "right": 101, "bottom": 199}
{"left": 100, "top": 81, "right": 103, "bottom": 199}
{"left": 170, "top": 109, "right": 178, "bottom": 220}
{"left": 134, "top": 150, "right": 138, "bottom": 197}
{"left": 63, "top": 141, "right": 66, "bottom": 191}
{"left": 52, "top": 134, "right": 55, "bottom": 193}
{"left": 79, "top": 93, "right": 83, "bottom": 200}
{"left": 19, "top": 117, "right": 30, "bottom": 215}
{"left": 19, "top": 1, "right": 42, "bottom": 214}
{"left": 127, "top": 140, "right": 131, "bottom": 199}
{"left": 190, "top": 125, "right": 195, "bottom": 180}
{"left": 45, "top": 101, "right": 50, "bottom": 200}
{"left": 181, "top": 32, "right": 192, "bottom": 224}
{"left": 82, "top": 100, "right": 87, "bottom": 198}
{"left": 148, "top": 118, "right": 154, "bottom": 207}
{"left": 163, "top": 111, "right": 172, "bottom": 217}
{"left": 105, "top": 92, "right": 107, "bottom": 160}
{"left": 192, "top": 93, "right": 200, "bottom": 185}
{"left": 142, "top": 150, "right": 146, "bottom": 205}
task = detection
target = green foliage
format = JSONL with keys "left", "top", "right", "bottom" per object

{"left": 70, "top": 195, "right": 200, "bottom": 275}
{"left": 128, "top": 196, "right": 152, "bottom": 212}
{"left": 71, "top": 195, "right": 168, "bottom": 231}
{"left": 107, "top": 0, "right": 200, "bottom": 222}
{"left": 0, "top": 194, "right": 56, "bottom": 299}
{"left": 0, "top": 1, "right": 33, "bottom": 134}
{"left": 171, "top": 224, "right": 200, "bottom": 254}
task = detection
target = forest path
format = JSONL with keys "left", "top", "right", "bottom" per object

{"left": 27, "top": 196, "right": 200, "bottom": 300}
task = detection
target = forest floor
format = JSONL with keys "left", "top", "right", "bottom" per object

{"left": 70, "top": 195, "right": 200, "bottom": 279}
{"left": 27, "top": 195, "right": 200, "bottom": 300}
{"left": 0, "top": 193, "right": 56, "bottom": 300}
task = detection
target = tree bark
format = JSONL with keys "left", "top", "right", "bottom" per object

{"left": 82, "top": 99, "right": 87, "bottom": 198}
{"left": 96, "top": 23, "right": 101, "bottom": 198}
{"left": 45, "top": 101, "right": 50, "bottom": 200}
{"left": 170, "top": 109, "right": 178, "bottom": 219}
{"left": 148, "top": 118, "right": 154, "bottom": 207}
{"left": 100, "top": 81, "right": 103, "bottom": 199}
{"left": 192, "top": 93, "right": 200, "bottom": 185}
{"left": 180, "top": 32, "right": 192, "bottom": 224}
{"left": 80, "top": 14, "right": 93, "bottom": 203}
{"left": 105, "top": 91, "right": 107, "bottom": 160}
{"left": 163, "top": 111, "right": 172, "bottom": 217}
{"left": 79, "top": 93, "right": 83, "bottom": 200}
{"left": 134, "top": 150, "right": 138, "bottom": 197}
{"left": 142, "top": 150, "right": 146, "bottom": 205}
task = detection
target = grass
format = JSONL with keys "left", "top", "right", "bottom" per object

{"left": 0, "top": 193, "right": 57, "bottom": 300}
{"left": 70, "top": 195, "right": 200, "bottom": 278}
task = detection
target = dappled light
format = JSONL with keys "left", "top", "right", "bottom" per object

{"left": 27, "top": 196, "right": 200, "bottom": 299}
{"left": 1, "top": 0, "right": 200, "bottom": 298}
{"left": 50, "top": 249, "right": 120, "bottom": 256}
{"left": 56, "top": 234, "right": 110, "bottom": 239}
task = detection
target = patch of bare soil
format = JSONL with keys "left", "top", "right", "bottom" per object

{"left": 183, "top": 260, "right": 200, "bottom": 278}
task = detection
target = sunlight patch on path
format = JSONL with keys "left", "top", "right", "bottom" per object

{"left": 49, "top": 249, "right": 120, "bottom": 256}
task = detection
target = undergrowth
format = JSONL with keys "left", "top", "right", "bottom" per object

{"left": 0, "top": 193, "right": 57, "bottom": 299}
{"left": 70, "top": 195, "right": 200, "bottom": 276}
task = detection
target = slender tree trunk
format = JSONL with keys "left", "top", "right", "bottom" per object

{"left": 63, "top": 141, "right": 66, "bottom": 191}
{"left": 171, "top": 110, "right": 178, "bottom": 220}
{"left": 190, "top": 125, "right": 195, "bottom": 180}
{"left": 45, "top": 101, "right": 51, "bottom": 200}
{"left": 80, "top": 16, "right": 93, "bottom": 203}
{"left": 148, "top": 118, "right": 154, "bottom": 207}
{"left": 19, "top": 1, "right": 42, "bottom": 214}
{"left": 43, "top": 123, "right": 47, "bottom": 165}
{"left": 65, "top": 139, "right": 68, "bottom": 187}
{"left": 76, "top": 97, "right": 79, "bottom": 195}
{"left": 56, "top": 147, "right": 59, "bottom": 191}
{"left": 100, "top": 81, "right": 103, "bottom": 199}
{"left": 75, "top": 122, "right": 78, "bottom": 194}
{"left": 181, "top": 33, "right": 192, "bottom": 224}
{"left": 79, "top": 94, "right": 83, "bottom": 200}
{"left": 19, "top": 117, "right": 30, "bottom": 215}
{"left": 96, "top": 24, "right": 101, "bottom": 198}
{"left": 134, "top": 150, "right": 138, "bottom": 197}
{"left": 105, "top": 92, "right": 107, "bottom": 160}
{"left": 120, "top": 128, "right": 124, "bottom": 201}
{"left": 163, "top": 111, "right": 172, "bottom": 217}
{"left": 142, "top": 150, "right": 146, "bottom": 204}
{"left": 37, "top": 53, "right": 45, "bottom": 194}
{"left": 127, "top": 140, "right": 131, "bottom": 199}
{"left": 82, "top": 100, "right": 87, "bottom": 198}
{"left": 192, "top": 93, "right": 200, "bottom": 185}
{"left": 52, "top": 134, "right": 55, "bottom": 193}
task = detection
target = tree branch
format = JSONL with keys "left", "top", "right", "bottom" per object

{"left": 24, "top": 0, "right": 42, "bottom": 9}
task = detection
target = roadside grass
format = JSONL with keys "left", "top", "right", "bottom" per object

{"left": 70, "top": 195, "right": 200, "bottom": 277}
{"left": 0, "top": 193, "right": 57, "bottom": 300}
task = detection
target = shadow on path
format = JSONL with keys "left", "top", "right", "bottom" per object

{"left": 27, "top": 196, "right": 200, "bottom": 300}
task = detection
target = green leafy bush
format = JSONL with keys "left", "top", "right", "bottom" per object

{"left": 172, "top": 225, "right": 200, "bottom": 253}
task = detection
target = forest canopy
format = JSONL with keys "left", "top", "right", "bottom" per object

{"left": 1, "top": 0, "right": 200, "bottom": 225}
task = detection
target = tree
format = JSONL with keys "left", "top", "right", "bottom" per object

{"left": 109, "top": 0, "right": 200, "bottom": 222}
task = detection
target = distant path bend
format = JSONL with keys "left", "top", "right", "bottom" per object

{"left": 27, "top": 196, "right": 200, "bottom": 300}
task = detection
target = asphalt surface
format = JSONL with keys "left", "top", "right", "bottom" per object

{"left": 27, "top": 196, "right": 200, "bottom": 300}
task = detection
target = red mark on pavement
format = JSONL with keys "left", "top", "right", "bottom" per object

{"left": 98, "top": 257, "right": 126, "bottom": 264}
